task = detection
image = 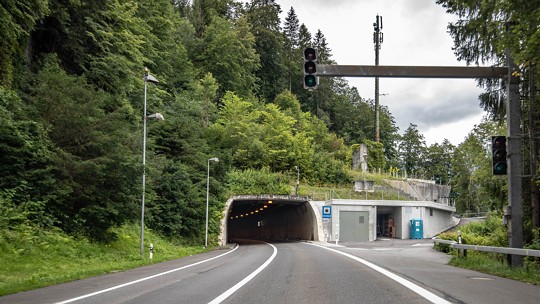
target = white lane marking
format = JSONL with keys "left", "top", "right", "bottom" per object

{"left": 209, "top": 242, "right": 277, "bottom": 304}
{"left": 308, "top": 243, "right": 452, "bottom": 304}
{"left": 56, "top": 245, "right": 239, "bottom": 304}
{"left": 412, "top": 243, "right": 434, "bottom": 247}
{"left": 469, "top": 277, "right": 494, "bottom": 281}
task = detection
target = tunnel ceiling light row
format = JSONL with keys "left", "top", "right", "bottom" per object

{"left": 229, "top": 200, "right": 273, "bottom": 220}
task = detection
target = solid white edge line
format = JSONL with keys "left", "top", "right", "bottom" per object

{"left": 56, "top": 245, "right": 240, "bottom": 304}
{"left": 208, "top": 242, "right": 277, "bottom": 304}
{"left": 307, "top": 243, "right": 452, "bottom": 304}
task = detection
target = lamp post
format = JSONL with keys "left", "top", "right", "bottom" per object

{"left": 205, "top": 157, "right": 219, "bottom": 247}
{"left": 140, "top": 68, "right": 161, "bottom": 257}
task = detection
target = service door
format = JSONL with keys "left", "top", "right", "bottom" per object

{"left": 339, "top": 211, "right": 369, "bottom": 242}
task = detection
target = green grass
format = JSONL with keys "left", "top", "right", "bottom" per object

{"left": 0, "top": 224, "right": 207, "bottom": 296}
{"left": 448, "top": 253, "right": 540, "bottom": 285}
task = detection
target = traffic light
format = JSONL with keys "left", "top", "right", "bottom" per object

{"left": 303, "top": 47, "right": 318, "bottom": 89}
{"left": 492, "top": 136, "right": 507, "bottom": 175}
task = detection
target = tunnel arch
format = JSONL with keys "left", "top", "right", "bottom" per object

{"left": 218, "top": 195, "right": 323, "bottom": 245}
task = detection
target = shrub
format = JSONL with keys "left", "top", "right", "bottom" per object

{"left": 226, "top": 168, "right": 290, "bottom": 195}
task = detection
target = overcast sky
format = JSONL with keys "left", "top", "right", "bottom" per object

{"left": 276, "top": 0, "right": 486, "bottom": 145}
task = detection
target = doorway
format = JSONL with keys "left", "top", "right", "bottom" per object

{"left": 339, "top": 211, "right": 369, "bottom": 242}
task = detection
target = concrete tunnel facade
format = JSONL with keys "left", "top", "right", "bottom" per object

{"left": 218, "top": 195, "right": 323, "bottom": 245}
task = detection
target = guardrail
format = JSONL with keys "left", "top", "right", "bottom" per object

{"left": 453, "top": 211, "right": 488, "bottom": 218}
{"left": 432, "top": 238, "right": 540, "bottom": 257}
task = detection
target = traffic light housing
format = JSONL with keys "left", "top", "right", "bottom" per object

{"left": 492, "top": 136, "right": 507, "bottom": 175}
{"left": 303, "top": 48, "right": 318, "bottom": 89}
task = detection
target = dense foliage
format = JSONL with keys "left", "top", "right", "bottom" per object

{"left": 1, "top": 0, "right": 402, "bottom": 244}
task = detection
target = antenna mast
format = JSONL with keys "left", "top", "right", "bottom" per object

{"left": 373, "top": 15, "right": 383, "bottom": 142}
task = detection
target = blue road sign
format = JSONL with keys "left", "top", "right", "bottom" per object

{"left": 322, "top": 206, "right": 332, "bottom": 218}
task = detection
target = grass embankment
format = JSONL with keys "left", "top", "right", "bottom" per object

{"left": 0, "top": 224, "right": 207, "bottom": 296}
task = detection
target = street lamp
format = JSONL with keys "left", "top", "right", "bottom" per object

{"left": 205, "top": 157, "right": 219, "bottom": 247}
{"left": 140, "top": 68, "right": 162, "bottom": 257}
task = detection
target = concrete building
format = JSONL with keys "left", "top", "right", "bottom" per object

{"left": 321, "top": 199, "right": 457, "bottom": 243}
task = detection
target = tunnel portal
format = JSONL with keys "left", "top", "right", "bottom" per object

{"left": 220, "top": 195, "right": 319, "bottom": 244}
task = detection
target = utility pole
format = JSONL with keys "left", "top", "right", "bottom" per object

{"left": 529, "top": 64, "right": 540, "bottom": 228}
{"left": 373, "top": 15, "right": 383, "bottom": 142}
{"left": 505, "top": 50, "right": 523, "bottom": 267}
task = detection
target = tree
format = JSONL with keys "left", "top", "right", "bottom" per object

{"left": 259, "top": 103, "right": 297, "bottom": 172}
{"left": 309, "top": 29, "right": 341, "bottom": 127}
{"left": 437, "top": 0, "right": 540, "bottom": 66}
{"left": 273, "top": 90, "right": 302, "bottom": 120}
{"left": 398, "top": 123, "right": 426, "bottom": 177}
{"left": 0, "top": 87, "right": 56, "bottom": 221}
{"left": 0, "top": 0, "right": 49, "bottom": 87}
{"left": 24, "top": 56, "right": 139, "bottom": 240}
{"left": 137, "top": 0, "right": 195, "bottom": 93}
{"left": 313, "top": 29, "right": 334, "bottom": 64}
{"left": 424, "top": 139, "right": 455, "bottom": 185}
{"left": 194, "top": 73, "right": 219, "bottom": 128}
{"left": 283, "top": 7, "right": 299, "bottom": 50}
{"left": 29, "top": 0, "right": 151, "bottom": 95}
{"left": 147, "top": 161, "right": 204, "bottom": 241}
{"left": 195, "top": 15, "right": 260, "bottom": 97}
{"left": 283, "top": 7, "right": 300, "bottom": 91}
{"left": 188, "top": 0, "right": 237, "bottom": 36}
{"left": 209, "top": 92, "right": 264, "bottom": 169}
{"left": 451, "top": 119, "right": 506, "bottom": 214}
{"left": 328, "top": 84, "right": 369, "bottom": 144}
{"left": 246, "top": 0, "right": 287, "bottom": 101}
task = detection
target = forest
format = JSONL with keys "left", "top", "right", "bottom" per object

{"left": 1, "top": 0, "right": 539, "bottom": 246}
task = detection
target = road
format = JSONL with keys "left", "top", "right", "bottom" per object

{"left": 1, "top": 239, "right": 539, "bottom": 304}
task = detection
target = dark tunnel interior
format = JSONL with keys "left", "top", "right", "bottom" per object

{"left": 226, "top": 198, "right": 316, "bottom": 242}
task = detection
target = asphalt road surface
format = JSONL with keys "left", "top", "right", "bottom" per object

{"left": 1, "top": 239, "right": 539, "bottom": 304}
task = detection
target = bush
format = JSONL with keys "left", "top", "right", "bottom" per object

{"left": 434, "top": 231, "right": 457, "bottom": 254}
{"left": 434, "top": 213, "right": 507, "bottom": 255}
{"left": 226, "top": 168, "right": 290, "bottom": 195}
{"left": 460, "top": 213, "right": 507, "bottom": 247}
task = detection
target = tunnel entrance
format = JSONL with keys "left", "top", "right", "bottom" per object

{"left": 220, "top": 195, "right": 319, "bottom": 244}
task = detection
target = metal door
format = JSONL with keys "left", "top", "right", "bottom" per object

{"left": 339, "top": 211, "right": 369, "bottom": 242}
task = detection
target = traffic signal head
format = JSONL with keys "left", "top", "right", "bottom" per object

{"left": 492, "top": 136, "right": 507, "bottom": 175}
{"left": 303, "top": 47, "right": 318, "bottom": 89}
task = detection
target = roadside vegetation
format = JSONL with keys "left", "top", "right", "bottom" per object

{"left": 435, "top": 214, "right": 540, "bottom": 285}
{"left": 0, "top": 222, "right": 206, "bottom": 296}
